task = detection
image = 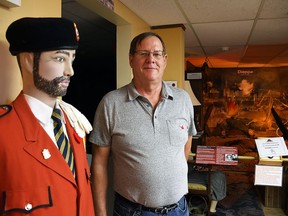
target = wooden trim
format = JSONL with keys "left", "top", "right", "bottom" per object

{"left": 151, "top": 24, "right": 186, "bottom": 31}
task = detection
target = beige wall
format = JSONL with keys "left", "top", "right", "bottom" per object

{"left": 0, "top": 0, "right": 61, "bottom": 104}
{"left": 114, "top": 0, "right": 150, "bottom": 88}
{"left": 153, "top": 27, "right": 185, "bottom": 88}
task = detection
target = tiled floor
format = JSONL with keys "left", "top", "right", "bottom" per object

{"left": 263, "top": 207, "right": 287, "bottom": 216}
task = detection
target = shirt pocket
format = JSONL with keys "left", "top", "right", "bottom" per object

{"left": 2, "top": 186, "right": 53, "bottom": 214}
{"left": 166, "top": 118, "right": 189, "bottom": 146}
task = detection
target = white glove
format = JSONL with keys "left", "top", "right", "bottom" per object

{"left": 58, "top": 99, "right": 92, "bottom": 138}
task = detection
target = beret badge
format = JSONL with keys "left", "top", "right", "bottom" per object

{"left": 74, "top": 23, "right": 80, "bottom": 42}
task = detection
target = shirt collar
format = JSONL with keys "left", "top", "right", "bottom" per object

{"left": 24, "top": 94, "right": 60, "bottom": 125}
{"left": 127, "top": 81, "right": 174, "bottom": 101}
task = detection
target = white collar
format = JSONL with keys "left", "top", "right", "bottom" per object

{"left": 24, "top": 94, "right": 57, "bottom": 125}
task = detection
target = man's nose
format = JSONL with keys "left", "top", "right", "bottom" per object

{"left": 146, "top": 53, "right": 156, "bottom": 62}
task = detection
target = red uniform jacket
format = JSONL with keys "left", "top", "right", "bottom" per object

{"left": 0, "top": 92, "right": 95, "bottom": 216}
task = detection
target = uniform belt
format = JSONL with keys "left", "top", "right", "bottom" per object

{"left": 115, "top": 192, "right": 180, "bottom": 214}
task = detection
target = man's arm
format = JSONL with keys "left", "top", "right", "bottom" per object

{"left": 184, "top": 135, "right": 192, "bottom": 161}
{"left": 90, "top": 144, "right": 111, "bottom": 216}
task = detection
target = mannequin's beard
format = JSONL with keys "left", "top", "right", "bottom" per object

{"left": 34, "top": 72, "right": 69, "bottom": 97}
{"left": 32, "top": 52, "right": 69, "bottom": 97}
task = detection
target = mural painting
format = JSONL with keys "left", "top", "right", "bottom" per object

{"left": 202, "top": 67, "right": 288, "bottom": 171}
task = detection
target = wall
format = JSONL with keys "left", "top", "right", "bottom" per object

{"left": 153, "top": 26, "right": 185, "bottom": 87}
{"left": 0, "top": 0, "right": 61, "bottom": 104}
{"left": 114, "top": 0, "right": 150, "bottom": 87}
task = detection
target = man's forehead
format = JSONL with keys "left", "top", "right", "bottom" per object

{"left": 138, "top": 38, "right": 163, "bottom": 49}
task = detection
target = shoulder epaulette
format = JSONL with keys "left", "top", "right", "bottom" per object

{"left": 0, "top": 105, "right": 12, "bottom": 118}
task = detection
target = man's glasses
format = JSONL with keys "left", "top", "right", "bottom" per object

{"left": 134, "top": 50, "right": 165, "bottom": 59}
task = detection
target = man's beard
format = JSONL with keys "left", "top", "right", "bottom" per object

{"left": 33, "top": 53, "right": 69, "bottom": 97}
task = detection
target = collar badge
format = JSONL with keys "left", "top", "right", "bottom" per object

{"left": 42, "top": 149, "right": 51, "bottom": 159}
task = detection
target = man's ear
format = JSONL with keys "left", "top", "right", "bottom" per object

{"left": 129, "top": 54, "right": 133, "bottom": 67}
{"left": 19, "top": 52, "right": 34, "bottom": 74}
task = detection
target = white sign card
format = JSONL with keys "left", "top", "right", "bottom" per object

{"left": 255, "top": 137, "right": 288, "bottom": 157}
{"left": 254, "top": 165, "right": 283, "bottom": 187}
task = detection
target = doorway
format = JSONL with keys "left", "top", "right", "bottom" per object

{"left": 62, "top": 1, "right": 117, "bottom": 153}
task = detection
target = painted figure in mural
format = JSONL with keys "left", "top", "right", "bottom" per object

{"left": 89, "top": 31, "right": 197, "bottom": 216}
{"left": 0, "top": 17, "right": 95, "bottom": 215}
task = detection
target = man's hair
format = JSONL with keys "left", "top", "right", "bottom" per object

{"left": 129, "top": 32, "right": 166, "bottom": 55}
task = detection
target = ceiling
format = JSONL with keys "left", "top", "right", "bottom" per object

{"left": 119, "top": 0, "right": 288, "bottom": 68}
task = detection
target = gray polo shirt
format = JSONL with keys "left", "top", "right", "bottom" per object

{"left": 89, "top": 81, "right": 197, "bottom": 207}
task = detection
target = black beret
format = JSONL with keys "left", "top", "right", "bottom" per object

{"left": 6, "top": 17, "right": 80, "bottom": 56}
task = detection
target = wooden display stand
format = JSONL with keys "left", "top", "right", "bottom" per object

{"left": 257, "top": 185, "right": 284, "bottom": 208}
{"left": 258, "top": 156, "right": 283, "bottom": 166}
{"left": 256, "top": 155, "right": 284, "bottom": 208}
{"left": 265, "top": 186, "right": 283, "bottom": 208}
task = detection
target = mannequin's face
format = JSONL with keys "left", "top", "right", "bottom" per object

{"left": 33, "top": 50, "right": 76, "bottom": 97}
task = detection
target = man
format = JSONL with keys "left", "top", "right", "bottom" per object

{"left": 0, "top": 17, "right": 95, "bottom": 216}
{"left": 89, "top": 32, "right": 197, "bottom": 216}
